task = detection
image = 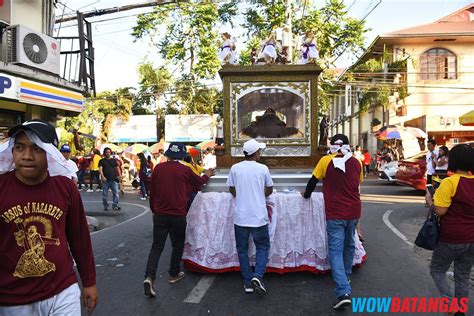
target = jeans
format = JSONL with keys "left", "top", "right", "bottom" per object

{"left": 140, "top": 179, "right": 148, "bottom": 198}
{"left": 102, "top": 180, "right": 119, "bottom": 207}
{"left": 326, "top": 219, "right": 358, "bottom": 298}
{"left": 77, "top": 170, "right": 87, "bottom": 189}
{"left": 234, "top": 224, "right": 270, "bottom": 286}
{"left": 430, "top": 242, "right": 474, "bottom": 301}
{"left": 89, "top": 170, "right": 101, "bottom": 190}
{"left": 145, "top": 214, "right": 186, "bottom": 279}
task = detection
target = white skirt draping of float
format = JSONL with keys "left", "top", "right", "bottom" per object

{"left": 182, "top": 192, "right": 366, "bottom": 274}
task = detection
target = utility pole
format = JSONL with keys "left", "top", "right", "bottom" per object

{"left": 55, "top": 0, "right": 187, "bottom": 23}
{"left": 283, "top": 0, "right": 293, "bottom": 62}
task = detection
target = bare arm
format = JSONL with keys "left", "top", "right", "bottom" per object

{"left": 264, "top": 186, "right": 273, "bottom": 197}
{"left": 434, "top": 206, "right": 449, "bottom": 216}
{"left": 99, "top": 166, "right": 105, "bottom": 180}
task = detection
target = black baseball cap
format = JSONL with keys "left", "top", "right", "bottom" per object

{"left": 8, "top": 119, "right": 59, "bottom": 147}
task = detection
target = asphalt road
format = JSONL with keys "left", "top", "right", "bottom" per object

{"left": 80, "top": 178, "right": 474, "bottom": 316}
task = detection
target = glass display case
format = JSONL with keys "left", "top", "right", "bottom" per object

{"left": 230, "top": 81, "right": 311, "bottom": 156}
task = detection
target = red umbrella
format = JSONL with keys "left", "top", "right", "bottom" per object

{"left": 187, "top": 146, "right": 200, "bottom": 157}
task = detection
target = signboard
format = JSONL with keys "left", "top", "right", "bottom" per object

{"left": 108, "top": 115, "right": 157, "bottom": 143}
{"left": 0, "top": 0, "right": 11, "bottom": 26}
{"left": 165, "top": 114, "right": 216, "bottom": 142}
{"left": 0, "top": 72, "right": 85, "bottom": 112}
{"left": 0, "top": 73, "right": 18, "bottom": 100}
{"left": 18, "top": 80, "right": 84, "bottom": 113}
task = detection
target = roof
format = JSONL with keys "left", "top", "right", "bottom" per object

{"left": 383, "top": 3, "right": 474, "bottom": 37}
{"left": 348, "top": 3, "right": 474, "bottom": 68}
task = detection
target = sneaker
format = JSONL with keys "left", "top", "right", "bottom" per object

{"left": 333, "top": 294, "right": 351, "bottom": 310}
{"left": 168, "top": 271, "right": 185, "bottom": 284}
{"left": 244, "top": 284, "right": 254, "bottom": 294}
{"left": 96, "top": 189, "right": 102, "bottom": 192}
{"left": 143, "top": 277, "right": 156, "bottom": 297}
{"left": 140, "top": 197, "right": 147, "bottom": 200}
{"left": 78, "top": 188, "right": 83, "bottom": 191}
{"left": 104, "top": 206, "right": 109, "bottom": 211}
{"left": 112, "top": 206, "right": 121, "bottom": 211}
{"left": 251, "top": 277, "right": 266, "bottom": 295}
{"left": 86, "top": 189, "right": 93, "bottom": 193}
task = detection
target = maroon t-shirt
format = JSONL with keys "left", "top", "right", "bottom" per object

{"left": 323, "top": 157, "right": 362, "bottom": 220}
{"left": 0, "top": 171, "right": 96, "bottom": 306}
{"left": 149, "top": 161, "right": 209, "bottom": 216}
{"left": 440, "top": 177, "right": 474, "bottom": 243}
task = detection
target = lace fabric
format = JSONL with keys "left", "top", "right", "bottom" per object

{"left": 183, "top": 192, "right": 366, "bottom": 272}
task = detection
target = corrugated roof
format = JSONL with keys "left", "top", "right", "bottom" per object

{"left": 384, "top": 3, "right": 474, "bottom": 37}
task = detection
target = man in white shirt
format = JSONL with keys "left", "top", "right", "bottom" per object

{"left": 60, "top": 144, "right": 79, "bottom": 185}
{"left": 426, "top": 139, "right": 438, "bottom": 185}
{"left": 227, "top": 139, "right": 273, "bottom": 295}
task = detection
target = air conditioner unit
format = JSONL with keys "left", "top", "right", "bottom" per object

{"left": 1, "top": 25, "right": 60, "bottom": 75}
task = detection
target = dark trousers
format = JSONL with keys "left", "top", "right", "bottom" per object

{"left": 77, "top": 170, "right": 87, "bottom": 189}
{"left": 89, "top": 170, "right": 101, "bottom": 189}
{"left": 144, "top": 214, "right": 187, "bottom": 279}
{"left": 430, "top": 242, "right": 474, "bottom": 301}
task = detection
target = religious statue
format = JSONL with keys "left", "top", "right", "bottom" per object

{"left": 217, "top": 32, "right": 237, "bottom": 65}
{"left": 279, "top": 46, "right": 290, "bottom": 64}
{"left": 259, "top": 33, "right": 279, "bottom": 64}
{"left": 318, "top": 115, "right": 329, "bottom": 147}
{"left": 251, "top": 47, "right": 259, "bottom": 64}
{"left": 299, "top": 31, "right": 319, "bottom": 64}
{"left": 241, "top": 107, "right": 302, "bottom": 139}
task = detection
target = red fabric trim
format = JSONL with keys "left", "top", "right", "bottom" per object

{"left": 183, "top": 254, "right": 367, "bottom": 275}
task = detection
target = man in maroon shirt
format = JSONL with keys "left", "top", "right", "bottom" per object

{"left": 303, "top": 134, "right": 363, "bottom": 310}
{"left": 143, "top": 142, "right": 215, "bottom": 298}
{"left": 0, "top": 120, "right": 97, "bottom": 315}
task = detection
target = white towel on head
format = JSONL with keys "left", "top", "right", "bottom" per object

{"left": 332, "top": 152, "right": 353, "bottom": 173}
{"left": 0, "top": 130, "right": 77, "bottom": 178}
{"left": 329, "top": 143, "right": 352, "bottom": 173}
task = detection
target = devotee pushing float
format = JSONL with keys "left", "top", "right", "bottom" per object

{"left": 303, "top": 134, "right": 363, "bottom": 310}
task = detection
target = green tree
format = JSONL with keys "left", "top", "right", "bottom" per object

{"left": 134, "top": 61, "right": 172, "bottom": 113}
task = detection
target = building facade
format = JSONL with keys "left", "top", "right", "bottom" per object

{"left": 329, "top": 4, "right": 474, "bottom": 154}
{"left": 0, "top": 0, "right": 94, "bottom": 141}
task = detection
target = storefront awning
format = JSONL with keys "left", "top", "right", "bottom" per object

{"left": 459, "top": 110, "right": 474, "bottom": 126}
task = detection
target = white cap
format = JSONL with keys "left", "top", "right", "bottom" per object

{"left": 243, "top": 139, "right": 266, "bottom": 155}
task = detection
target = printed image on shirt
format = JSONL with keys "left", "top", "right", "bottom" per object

{"left": 13, "top": 216, "right": 60, "bottom": 278}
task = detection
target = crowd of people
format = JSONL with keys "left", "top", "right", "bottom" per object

{"left": 0, "top": 119, "right": 472, "bottom": 315}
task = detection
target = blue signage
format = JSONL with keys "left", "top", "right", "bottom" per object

{"left": 0, "top": 76, "right": 12, "bottom": 93}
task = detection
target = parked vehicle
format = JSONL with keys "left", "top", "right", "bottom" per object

{"left": 395, "top": 151, "right": 428, "bottom": 191}
{"left": 378, "top": 161, "right": 398, "bottom": 183}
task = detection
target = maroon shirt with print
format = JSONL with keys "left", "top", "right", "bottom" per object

{"left": 323, "top": 157, "right": 362, "bottom": 220}
{"left": 149, "top": 161, "right": 209, "bottom": 216}
{"left": 0, "top": 171, "right": 96, "bottom": 306}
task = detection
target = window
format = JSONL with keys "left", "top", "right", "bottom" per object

{"left": 419, "top": 48, "right": 457, "bottom": 80}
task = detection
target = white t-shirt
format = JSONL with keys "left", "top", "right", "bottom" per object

{"left": 66, "top": 159, "right": 79, "bottom": 179}
{"left": 227, "top": 160, "right": 274, "bottom": 227}
{"left": 203, "top": 154, "right": 216, "bottom": 169}
{"left": 426, "top": 149, "right": 438, "bottom": 175}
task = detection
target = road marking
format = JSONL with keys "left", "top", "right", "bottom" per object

{"left": 82, "top": 201, "right": 150, "bottom": 236}
{"left": 183, "top": 276, "right": 216, "bottom": 304}
{"left": 382, "top": 210, "right": 414, "bottom": 247}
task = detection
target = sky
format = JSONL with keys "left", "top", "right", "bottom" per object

{"left": 57, "top": 0, "right": 473, "bottom": 93}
